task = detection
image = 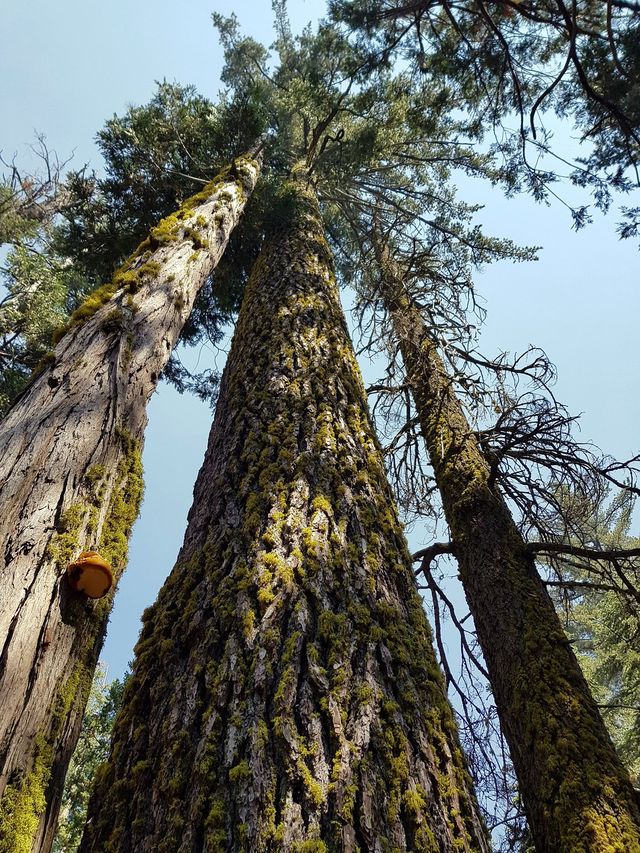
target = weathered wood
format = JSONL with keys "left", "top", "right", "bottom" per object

{"left": 0, "top": 155, "right": 260, "bottom": 853}
{"left": 80, "top": 178, "right": 489, "bottom": 853}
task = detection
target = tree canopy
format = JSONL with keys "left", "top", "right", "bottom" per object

{"left": 330, "top": 0, "right": 640, "bottom": 234}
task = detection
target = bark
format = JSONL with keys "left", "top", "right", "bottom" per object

{"left": 376, "top": 243, "right": 640, "bottom": 852}
{"left": 0, "top": 155, "right": 260, "bottom": 853}
{"left": 80, "top": 177, "right": 489, "bottom": 853}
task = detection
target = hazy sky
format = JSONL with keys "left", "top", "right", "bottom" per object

{"left": 3, "top": 0, "right": 638, "bottom": 678}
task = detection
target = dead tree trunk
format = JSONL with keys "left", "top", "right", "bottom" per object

{"left": 375, "top": 239, "right": 640, "bottom": 852}
{"left": 79, "top": 176, "right": 490, "bottom": 853}
{"left": 0, "top": 155, "right": 260, "bottom": 853}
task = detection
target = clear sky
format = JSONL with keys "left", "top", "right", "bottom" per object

{"left": 2, "top": 0, "right": 639, "bottom": 679}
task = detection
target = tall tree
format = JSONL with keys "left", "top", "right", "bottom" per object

{"left": 367, "top": 234, "right": 640, "bottom": 850}
{"left": 80, "top": 173, "right": 489, "bottom": 853}
{"left": 0, "top": 155, "right": 260, "bottom": 853}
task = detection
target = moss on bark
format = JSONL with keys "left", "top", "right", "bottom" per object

{"left": 0, "top": 433, "right": 143, "bottom": 853}
{"left": 52, "top": 156, "right": 258, "bottom": 346}
{"left": 0, "top": 155, "right": 260, "bottom": 853}
{"left": 80, "top": 179, "right": 489, "bottom": 853}
{"left": 377, "top": 243, "right": 640, "bottom": 852}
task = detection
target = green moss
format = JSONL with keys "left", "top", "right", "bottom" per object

{"left": 0, "top": 736, "right": 49, "bottom": 853}
{"left": 0, "top": 658, "right": 94, "bottom": 853}
{"left": 205, "top": 797, "right": 227, "bottom": 851}
{"left": 100, "top": 308, "right": 126, "bottom": 335}
{"left": 43, "top": 426, "right": 141, "bottom": 618}
{"left": 46, "top": 503, "right": 84, "bottom": 568}
{"left": 297, "top": 759, "right": 325, "bottom": 809}
{"left": 242, "top": 607, "right": 256, "bottom": 640}
{"left": 52, "top": 282, "right": 118, "bottom": 344}
{"left": 84, "top": 464, "right": 105, "bottom": 488}
{"left": 404, "top": 786, "right": 427, "bottom": 816}
{"left": 51, "top": 159, "right": 256, "bottom": 345}
{"left": 228, "top": 760, "right": 251, "bottom": 784}
{"left": 311, "top": 495, "right": 332, "bottom": 516}
{"left": 355, "top": 683, "right": 374, "bottom": 705}
{"left": 84, "top": 465, "right": 106, "bottom": 504}
{"left": 183, "top": 227, "right": 209, "bottom": 250}
{"left": 131, "top": 759, "right": 152, "bottom": 778}
{"left": 260, "top": 551, "right": 293, "bottom": 586}
{"left": 255, "top": 720, "right": 270, "bottom": 751}
{"left": 97, "top": 428, "right": 144, "bottom": 576}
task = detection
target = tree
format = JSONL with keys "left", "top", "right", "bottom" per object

{"left": 80, "top": 172, "right": 490, "bottom": 853}
{"left": 0, "top": 141, "right": 91, "bottom": 417}
{"left": 0, "top": 156, "right": 260, "bottom": 853}
{"left": 0, "top": 137, "right": 72, "bottom": 246}
{"left": 0, "top": 245, "right": 89, "bottom": 419}
{"left": 545, "top": 491, "right": 640, "bottom": 785}
{"left": 53, "top": 668, "right": 125, "bottom": 853}
{"left": 360, "top": 232, "right": 640, "bottom": 849}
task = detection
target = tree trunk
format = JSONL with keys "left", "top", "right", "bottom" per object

{"left": 79, "top": 177, "right": 489, "bottom": 853}
{"left": 377, "top": 244, "right": 640, "bottom": 851}
{"left": 0, "top": 155, "right": 260, "bottom": 853}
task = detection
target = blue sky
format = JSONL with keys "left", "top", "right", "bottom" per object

{"left": 3, "top": 0, "right": 639, "bottom": 679}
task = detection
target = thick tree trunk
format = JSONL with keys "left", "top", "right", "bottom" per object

{"left": 0, "top": 155, "right": 260, "bottom": 853}
{"left": 80, "top": 177, "right": 489, "bottom": 853}
{"left": 377, "top": 247, "right": 640, "bottom": 851}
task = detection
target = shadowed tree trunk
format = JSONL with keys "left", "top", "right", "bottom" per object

{"left": 0, "top": 154, "right": 260, "bottom": 853}
{"left": 374, "top": 236, "right": 640, "bottom": 852}
{"left": 80, "top": 176, "right": 490, "bottom": 853}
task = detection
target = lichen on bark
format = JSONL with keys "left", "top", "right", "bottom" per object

{"left": 80, "top": 178, "right": 490, "bottom": 852}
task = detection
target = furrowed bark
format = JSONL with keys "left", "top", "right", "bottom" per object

{"left": 376, "top": 240, "right": 640, "bottom": 852}
{"left": 0, "top": 154, "right": 260, "bottom": 853}
{"left": 80, "top": 177, "right": 489, "bottom": 853}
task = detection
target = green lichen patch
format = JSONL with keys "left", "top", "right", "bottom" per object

{"left": 46, "top": 429, "right": 143, "bottom": 581}
{"left": 47, "top": 503, "right": 85, "bottom": 569}
{"left": 97, "top": 428, "right": 144, "bottom": 579}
